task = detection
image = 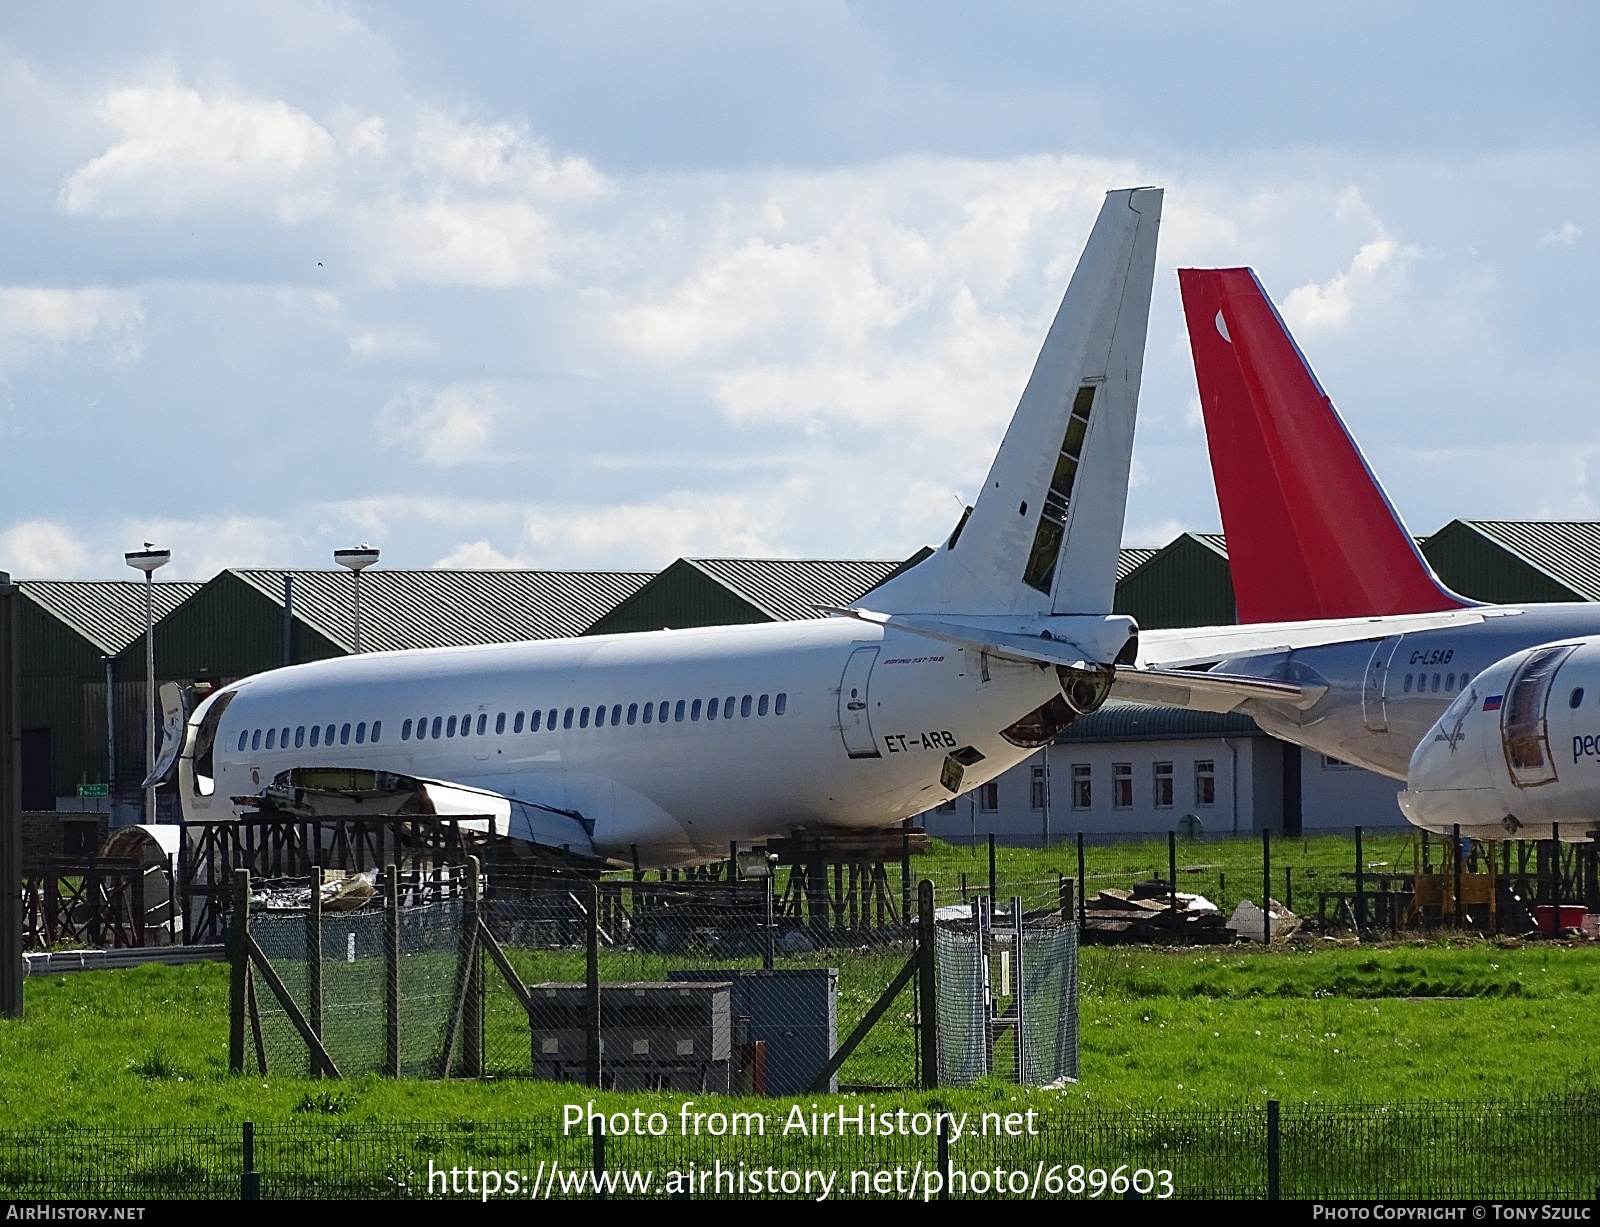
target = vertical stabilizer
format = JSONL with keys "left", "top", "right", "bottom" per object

{"left": 866, "top": 187, "right": 1162, "bottom": 617}
{"left": 1179, "top": 267, "right": 1469, "bottom": 622}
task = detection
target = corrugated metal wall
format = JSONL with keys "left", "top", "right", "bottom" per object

{"left": 1113, "top": 535, "right": 1236, "bottom": 630}
{"left": 1421, "top": 520, "right": 1583, "bottom": 604}
{"left": 584, "top": 560, "right": 768, "bottom": 635}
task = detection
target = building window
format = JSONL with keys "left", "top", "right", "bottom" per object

{"left": 1195, "top": 759, "right": 1216, "bottom": 807}
{"left": 1321, "top": 755, "right": 1351, "bottom": 769}
{"left": 938, "top": 798, "right": 957, "bottom": 813}
{"left": 1030, "top": 765, "right": 1047, "bottom": 811}
{"left": 1153, "top": 761, "right": 1174, "bottom": 809}
{"left": 1112, "top": 762, "right": 1132, "bottom": 809}
{"left": 1072, "top": 764, "right": 1091, "bottom": 810}
{"left": 978, "top": 781, "right": 999, "bottom": 812}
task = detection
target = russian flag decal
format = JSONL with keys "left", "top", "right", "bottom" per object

{"left": 1483, "top": 695, "right": 1503, "bottom": 711}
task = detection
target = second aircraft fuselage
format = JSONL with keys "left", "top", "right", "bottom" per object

{"left": 1219, "top": 604, "right": 1600, "bottom": 780}
{"left": 185, "top": 617, "right": 1062, "bottom": 865}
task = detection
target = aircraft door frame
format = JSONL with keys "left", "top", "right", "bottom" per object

{"left": 1362, "top": 636, "right": 1403, "bottom": 733}
{"left": 837, "top": 646, "right": 883, "bottom": 760}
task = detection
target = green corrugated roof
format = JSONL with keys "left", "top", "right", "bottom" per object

{"left": 1455, "top": 521, "right": 1600, "bottom": 601}
{"left": 1117, "top": 547, "right": 1160, "bottom": 580}
{"left": 1059, "top": 700, "right": 1264, "bottom": 743}
{"left": 229, "top": 568, "right": 654, "bottom": 653}
{"left": 19, "top": 580, "right": 204, "bottom": 654}
{"left": 688, "top": 557, "right": 920, "bottom": 621}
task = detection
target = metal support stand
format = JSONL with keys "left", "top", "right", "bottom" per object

{"left": 1076, "top": 833, "right": 1086, "bottom": 929}
{"left": 1, "top": 571, "right": 20, "bottom": 1019}
{"left": 762, "top": 873, "right": 775, "bottom": 972}
{"left": 385, "top": 864, "right": 400, "bottom": 1077}
{"left": 1168, "top": 830, "right": 1179, "bottom": 943}
{"left": 1354, "top": 825, "right": 1366, "bottom": 936}
{"left": 917, "top": 879, "right": 937, "bottom": 1089}
{"left": 1262, "top": 829, "right": 1272, "bottom": 945}
{"left": 987, "top": 833, "right": 997, "bottom": 901}
{"left": 585, "top": 882, "right": 601, "bottom": 1088}
{"left": 1453, "top": 823, "right": 1465, "bottom": 929}
{"left": 307, "top": 866, "right": 323, "bottom": 1078}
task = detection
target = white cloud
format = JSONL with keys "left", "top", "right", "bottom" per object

{"left": 60, "top": 85, "right": 336, "bottom": 221}
{"left": 0, "top": 520, "right": 89, "bottom": 578}
{"left": 434, "top": 540, "right": 518, "bottom": 568}
{"left": 413, "top": 110, "right": 610, "bottom": 200}
{"left": 1281, "top": 237, "right": 1403, "bottom": 333}
{"left": 381, "top": 383, "right": 502, "bottom": 466}
{"left": 0, "top": 286, "right": 142, "bottom": 373}
{"left": 1539, "top": 222, "right": 1582, "bottom": 247}
{"left": 359, "top": 200, "right": 559, "bottom": 287}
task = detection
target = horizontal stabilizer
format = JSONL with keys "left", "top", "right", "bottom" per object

{"left": 825, "top": 605, "right": 1136, "bottom": 671}
{"left": 1137, "top": 608, "right": 1491, "bottom": 670}
{"left": 1113, "top": 665, "right": 1325, "bottom": 714}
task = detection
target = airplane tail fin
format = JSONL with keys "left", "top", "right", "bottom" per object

{"left": 867, "top": 187, "right": 1162, "bottom": 617}
{"left": 1178, "top": 267, "right": 1469, "bottom": 622}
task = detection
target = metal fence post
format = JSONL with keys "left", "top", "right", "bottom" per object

{"left": 585, "top": 882, "right": 601, "bottom": 1088}
{"left": 1454, "top": 823, "right": 1465, "bottom": 930}
{"left": 240, "top": 1120, "right": 260, "bottom": 1201}
{"left": 1262, "top": 829, "right": 1271, "bottom": 945}
{"left": 917, "top": 878, "right": 938, "bottom": 1089}
{"left": 0, "top": 573, "right": 20, "bottom": 1019}
{"left": 1168, "top": 830, "right": 1179, "bottom": 943}
{"left": 308, "top": 866, "right": 323, "bottom": 1077}
{"left": 1355, "top": 825, "right": 1366, "bottom": 936}
{"left": 1011, "top": 895, "right": 1027, "bottom": 1082}
{"left": 762, "top": 872, "right": 775, "bottom": 972}
{"left": 1076, "top": 833, "right": 1087, "bottom": 929}
{"left": 385, "top": 864, "right": 400, "bottom": 1077}
{"left": 592, "top": 1115, "right": 606, "bottom": 1201}
{"left": 987, "top": 833, "right": 997, "bottom": 900}
{"left": 463, "top": 856, "right": 482, "bottom": 1078}
{"left": 229, "top": 868, "right": 249, "bottom": 1073}
{"left": 1266, "top": 1098, "right": 1280, "bottom": 1200}
{"left": 936, "top": 1114, "right": 950, "bottom": 1201}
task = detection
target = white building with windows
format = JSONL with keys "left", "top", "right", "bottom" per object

{"left": 920, "top": 702, "right": 1406, "bottom": 847}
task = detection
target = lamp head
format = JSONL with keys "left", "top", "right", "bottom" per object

{"left": 334, "top": 544, "right": 380, "bottom": 573}
{"left": 124, "top": 545, "right": 171, "bottom": 575}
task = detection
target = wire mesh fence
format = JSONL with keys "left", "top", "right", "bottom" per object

{"left": 1, "top": 1099, "right": 1597, "bottom": 1199}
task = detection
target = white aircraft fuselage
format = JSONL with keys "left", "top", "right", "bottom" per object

{"left": 183, "top": 618, "right": 1060, "bottom": 865}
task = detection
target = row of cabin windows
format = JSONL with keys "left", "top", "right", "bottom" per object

{"left": 239, "top": 721, "right": 382, "bottom": 753}
{"left": 398, "top": 693, "right": 789, "bottom": 742}
{"left": 1403, "top": 671, "right": 1465, "bottom": 695}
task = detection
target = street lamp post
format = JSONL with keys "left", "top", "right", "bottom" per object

{"left": 124, "top": 544, "right": 170, "bottom": 824}
{"left": 333, "top": 545, "right": 380, "bottom": 653}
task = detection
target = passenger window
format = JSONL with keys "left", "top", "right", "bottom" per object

{"left": 251, "top": 729, "right": 262, "bottom": 751}
{"left": 282, "top": 727, "right": 290, "bottom": 747}
{"left": 691, "top": 699, "right": 702, "bottom": 721}
{"left": 447, "top": 716, "right": 458, "bottom": 737}
{"left": 707, "top": 697, "right": 719, "bottom": 720}
{"left": 340, "top": 723, "right": 351, "bottom": 745}
{"left": 675, "top": 700, "right": 686, "bottom": 722}
{"left": 356, "top": 722, "right": 366, "bottom": 744}
{"left": 1403, "top": 674, "right": 1413, "bottom": 693}
{"left": 775, "top": 693, "right": 787, "bottom": 715}
{"left": 265, "top": 729, "right": 276, "bottom": 750}
{"left": 580, "top": 707, "right": 590, "bottom": 728}
{"left": 460, "top": 712, "right": 470, "bottom": 733}
{"left": 325, "top": 724, "right": 335, "bottom": 745}
{"left": 642, "top": 703, "right": 652, "bottom": 725}
{"left": 310, "top": 726, "right": 321, "bottom": 747}
{"left": 495, "top": 713, "right": 506, "bottom": 734}
{"left": 758, "top": 694, "right": 769, "bottom": 716}
{"left": 295, "top": 726, "right": 306, "bottom": 747}
{"left": 431, "top": 716, "right": 442, "bottom": 739}
{"left": 238, "top": 731, "right": 248, "bottom": 752}
{"left": 725, "top": 695, "right": 735, "bottom": 716}
{"left": 610, "top": 703, "right": 621, "bottom": 725}
{"left": 1571, "top": 687, "right": 1586, "bottom": 709}
{"left": 563, "top": 708, "right": 574, "bottom": 729}
{"left": 596, "top": 706, "right": 607, "bottom": 728}
{"left": 627, "top": 703, "right": 638, "bottom": 725}
{"left": 1445, "top": 675, "right": 1455, "bottom": 693}
{"left": 477, "top": 713, "right": 487, "bottom": 735}
{"left": 371, "top": 721, "right": 381, "bottom": 743}
{"left": 741, "top": 695, "right": 752, "bottom": 717}
{"left": 546, "top": 708, "right": 557, "bottom": 730}
{"left": 514, "top": 712, "right": 525, "bottom": 733}
{"left": 1431, "top": 674, "right": 1441, "bottom": 693}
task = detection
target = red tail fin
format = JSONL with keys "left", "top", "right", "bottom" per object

{"left": 1178, "top": 267, "right": 1468, "bottom": 622}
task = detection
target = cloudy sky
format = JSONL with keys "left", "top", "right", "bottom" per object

{"left": 1, "top": 2, "right": 1596, "bottom": 580}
